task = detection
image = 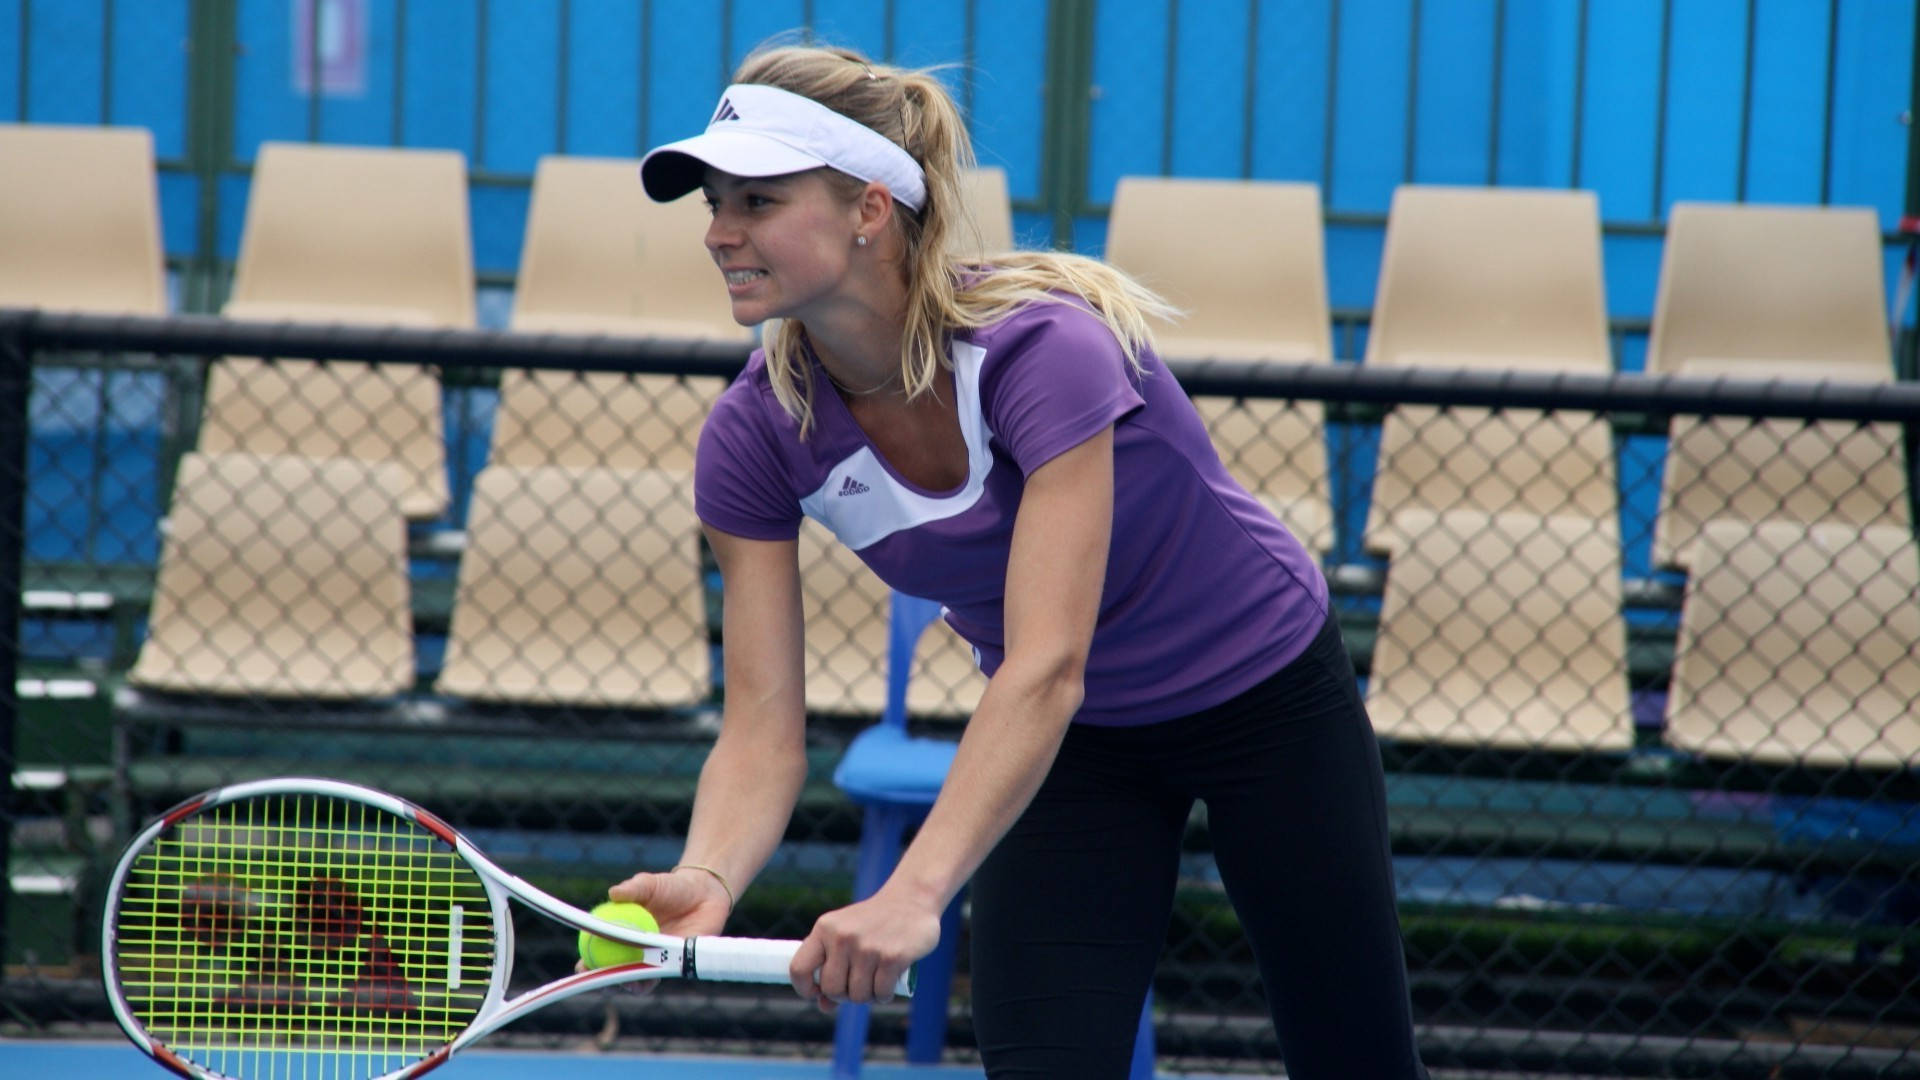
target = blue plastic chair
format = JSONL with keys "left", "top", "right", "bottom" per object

{"left": 829, "top": 592, "right": 1155, "bottom": 1079}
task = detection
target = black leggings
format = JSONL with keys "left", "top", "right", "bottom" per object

{"left": 969, "top": 614, "right": 1428, "bottom": 1079}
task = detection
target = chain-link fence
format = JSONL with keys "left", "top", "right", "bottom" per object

{"left": 2, "top": 311, "right": 1917, "bottom": 1077}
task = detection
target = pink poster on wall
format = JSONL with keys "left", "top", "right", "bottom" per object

{"left": 292, "top": 0, "right": 367, "bottom": 96}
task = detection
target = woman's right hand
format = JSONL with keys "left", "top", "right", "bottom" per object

{"left": 608, "top": 866, "right": 733, "bottom": 938}
{"left": 575, "top": 867, "right": 734, "bottom": 981}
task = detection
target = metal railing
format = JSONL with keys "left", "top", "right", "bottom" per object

{"left": 2, "top": 309, "right": 1917, "bottom": 1076}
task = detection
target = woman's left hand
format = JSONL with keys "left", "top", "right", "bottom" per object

{"left": 789, "top": 888, "right": 943, "bottom": 1013}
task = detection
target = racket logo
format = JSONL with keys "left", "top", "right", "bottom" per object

{"left": 167, "top": 872, "right": 424, "bottom": 1016}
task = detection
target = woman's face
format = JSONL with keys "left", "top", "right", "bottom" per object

{"left": 702, "top": 167, "right": 861, "bottom": 327}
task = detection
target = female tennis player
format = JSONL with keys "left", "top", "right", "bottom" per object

{"left": 613, "top": 43, "right": 1429, "bottom": 1078}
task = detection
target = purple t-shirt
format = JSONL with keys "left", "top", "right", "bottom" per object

{"left": 694, "top": 298, "right": 1330, "bottom": 725}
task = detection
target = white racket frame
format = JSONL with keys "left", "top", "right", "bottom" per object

{"left": 103, "top": 776, "right": 910, "bottom": 1080}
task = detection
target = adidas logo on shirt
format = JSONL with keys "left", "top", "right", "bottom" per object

{"left": 837, "top": 476, "right": 871, "bottom": 497}
{"left": 712, "top": 98, "right": 741, "bottom": 123}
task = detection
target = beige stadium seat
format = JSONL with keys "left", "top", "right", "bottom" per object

{"left": 794, "top": 523, "right": 984, "bottom": 719}
{"left": 1104, "top": 177, "right": 1334, "bottom": 552}
{"left": 129, "top": 452, "right": 413, "bottom": 699}
{"left": 799, "top": 518, "right": 891, "bottom": 715}
{"left": 1653, "top": 357, "right": 1908, "bottom": 569}
{"left": 949, "top": 165, "right": 1015, "bottom": 258}
{"left": 492, "top": 358, "right": 724, "bottom": 475}
{"left": 0, "top": 123, "right": 166, "bottom": 314}
{"left": 435, "top": 464, "right": 710, "bottom": 708}
{"left": 1646, "top": 203, "right": 1892, "bottom": 378}
{"left": 1365, "top": 508, "right": 1633, "bottom": 752}
{"left": 495, "top": 155, "right": 748, "bottom": 473}
{"left": 206, "top": 142, "right": 475, "bottom": 519}
{"left": 512, "top": 155, "right": 752, "bottom": 341}
{"left": 1666, "top": 519, "right": 1920, "bottom": 770}
{"left": 1365, "top": 375, "right": 1619, "bottom": 554}
{"left": 1366, "top": 185, "right": 1611, "bottom": 371}
{"left": 228, "top": 142, "right": 475, "bottom": 323}
{"left": 1363, "top": 186, "right": 1615, "bottom": 554}
{"left": 202, "top": 301, "right": 449, "bottom": 520}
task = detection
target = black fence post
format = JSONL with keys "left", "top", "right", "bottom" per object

{"left": 0, "top": 310, "right": 32, "bottom": 983}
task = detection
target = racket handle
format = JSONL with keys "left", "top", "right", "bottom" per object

{"left": 688, "top": 935, "right": 917, "bottom": 997}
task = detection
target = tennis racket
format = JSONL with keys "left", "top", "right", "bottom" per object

{"left": 103, "top": 776, "right": 914, "bottom": 1080}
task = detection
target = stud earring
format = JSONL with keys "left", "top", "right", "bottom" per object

{"left": 855, "top": 235, "right": 869, "bottom": 247}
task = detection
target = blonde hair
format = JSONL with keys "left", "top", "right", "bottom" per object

{"left": 734, "top": 44, "right": 1178, "bottom": 436}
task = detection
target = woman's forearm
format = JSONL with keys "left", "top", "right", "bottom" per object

{"left": 879, "top": 651, "right": 1084, "bottom": 913}
{"left": 679, "top": 717, "right": 811, "bottom": 897}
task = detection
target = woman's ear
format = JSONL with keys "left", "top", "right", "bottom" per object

{"left": 857, "top": 181, "right": 896, "bottom": 238}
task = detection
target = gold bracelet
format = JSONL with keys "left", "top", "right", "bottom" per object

{"left": 672, "top": 863, "right": 735, "bottom": 911}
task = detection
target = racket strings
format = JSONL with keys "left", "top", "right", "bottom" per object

{"left": 112, "top": 792, "right": 495, "bottom": 1079}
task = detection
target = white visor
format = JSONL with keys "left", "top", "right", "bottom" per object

{"left": 640, "top": 83, "right": 927, "bottom": 212}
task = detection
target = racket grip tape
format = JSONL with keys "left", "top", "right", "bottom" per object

{"left": 687, "top": 935, "right": 916, "bottom": 997}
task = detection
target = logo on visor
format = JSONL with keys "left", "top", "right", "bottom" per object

{"left": 712, "top": 98, "right": 741, "bottom": 123}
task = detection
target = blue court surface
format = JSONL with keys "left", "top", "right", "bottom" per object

{"left": 0, "top": 1041, "right": 1257, "bottom": 1078}
{"left": 2, "top": 1040, "right": 992, "bottom": 1078}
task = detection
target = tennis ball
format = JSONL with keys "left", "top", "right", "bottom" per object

{"left": 577, "top": 901, "right": 659, "bottom": 969}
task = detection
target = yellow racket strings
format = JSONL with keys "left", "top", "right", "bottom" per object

{"left": 112, "top": 792, "right": 495, "bottom": 1080}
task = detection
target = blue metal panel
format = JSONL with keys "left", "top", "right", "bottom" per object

{"left": 158, "top": 170, "right": 199, "bottom": 262}
{"left": 1087, "top": 0, "right": 1170, "bottom": 204}
{"left": 24, "top": 0, "right": 105, "bottom": 124}
{"left": 728, "top": 0, "right": 805, "bottom": 70}
{"left": 1827, "top": 0, "right": 1915, "bottom": 226}
{"left": 645, "top": 3, "right": 725, "bottom": 150}
{"left": 969, "top": 0, "right": 1045, "bottom": 204}
{"left": 1012, "top": 207, "right": 1051, "bottom": 250}
{"left": 890, "top": 0, "right": 969, "bottom": 155}
{"left": 810, "top": 0, "right": 889, "bottom": 61}
{"left": 563, "top": 0, "right": 642, "bottom": 157}
{"left": 892, "top": 0, "right": 967, "bottom": 69}
{"left": 398, "top": 0, "right": 479, "bottom": 154}
{"left": 1410, "top": 0, "right": 1495, "bottom": 187}
{"left": 233, "top": 0, "right": 308, "bottom": 158}
{"left": 1249, "top": 0, "right": 1332, "bottom": 184}
{"left": 315, "top": 0, "right": 397, "bottom": 147}
{"left": 0, "top": 0, "right": 20, "bottom": 119}
{"left": 1072, "top": 212, "right": 1107, "bottom": 258}
{"left": 1328, "top": 0, "right": 1412, "bottom": 211}
{"left": 1660, "top": 0, "right": 1748, "bottom": 213}
{"left": 1169, "top": 0, "right": 1252, "bottom": 179}
{"left": 1618, "top": 430, "right": 1664, "bottom": 580}
{"left": 1330, "top": 410, "right": 1381, "bottom": 566}
{"left": 108, "top": 0, "right": 189, "bottom": 157}
{"left": 469, "top": 181, "right": 529, "bottom": 274}
{"left": 1744, "top": 0, "right": 1830, "bottom": 205}
{"left": 1579, "top": 0, "right": 1662, "bottom": 221}
{"left": 480, "top": 0, "right": 561, "bottom": 173}
{"left": 1323, "top": 219, "right": 1384, "bottom": 321}
{"left": 94, "top": 428, "right": 163, "bottom": 563}
{"left": 1601, "top": 231, "right": 1664, "bottom": 323}
{"left": 1494, "top": 0, "right": 1578, "bottom": 189}
{"left": 28, "top": 429, "right": 102, "bottom": 562}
